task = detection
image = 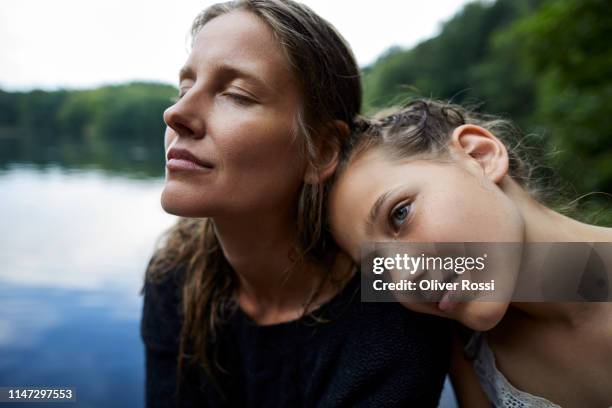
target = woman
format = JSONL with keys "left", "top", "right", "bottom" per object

{"left": 140, "top": 2, "right": 452, "bottom": 407}
{"left": 328, "top": 99, "right": 612, "bottom": 407}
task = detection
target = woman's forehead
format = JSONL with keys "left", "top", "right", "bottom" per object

{"left": 188, "top": 10, "right": 294, "bottom": 84}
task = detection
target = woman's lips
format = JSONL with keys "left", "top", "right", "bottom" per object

{"left": 166, "top": 158, "right": 211, "bottom": 171}
{"left": 165, "top": 147, "right": 214, "bottom": 171}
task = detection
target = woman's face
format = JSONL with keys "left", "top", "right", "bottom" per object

{"left": 161, "top": 10, "right": 305, "bottom": 218}
{"left": 328, "top": 147, "right": 525, "bottom": 330}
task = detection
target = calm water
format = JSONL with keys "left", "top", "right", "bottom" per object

{"left": 0, "top": 164, "right": 176, "bottom": 407}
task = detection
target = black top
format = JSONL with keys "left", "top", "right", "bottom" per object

{"left": 141, "top": 264, "right": 452, "bottom": 408}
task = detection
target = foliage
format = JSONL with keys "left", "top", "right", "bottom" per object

{"left": 509, "top": 0, "right": 612, "bottom": 196}
{"left": 0, "top": 82, "right": 176, "bottom": 177}
{"left": 1, "top": 82, "right": 175, "bottom": 140}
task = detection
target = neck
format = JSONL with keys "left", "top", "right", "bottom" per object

{"left": 503, "top": 177, "right": 611, "bottom": 243}
{"left": 212, "top": 208, "right": 333, "bottom": 322}
{"left": 501, "top": 178, "right": 612, "bottom": 326}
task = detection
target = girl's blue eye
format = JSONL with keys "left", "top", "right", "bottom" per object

{"left": 390, "top": 204, "right": 411, "bottom": 229}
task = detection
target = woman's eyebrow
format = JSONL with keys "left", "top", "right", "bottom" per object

{"left": 178, "top": 66, "right": 195, "bottom": 81}
{"left": 178, "top": 62, "right": 273, "bottom": 93}
{"left": 211, "top": 62, "right": 273, "bottom": 92}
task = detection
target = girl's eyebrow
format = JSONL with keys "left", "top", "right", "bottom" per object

{"left": 366, "top": 189, "right": 394, "bottom": 235}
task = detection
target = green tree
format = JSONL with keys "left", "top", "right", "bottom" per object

{"left": 511, "top": 0, "right": 612, "bottom": 195}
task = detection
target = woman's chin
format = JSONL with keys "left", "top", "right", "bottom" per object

{"left": 160, "top": 187, "right": 208, "bottom": 218}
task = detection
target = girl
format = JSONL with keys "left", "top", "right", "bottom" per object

{"left": 328, "top": 99, "right": 612, "bottom": 407}
{"left": 140, "top": 3, "right": 451, "bottom": 407}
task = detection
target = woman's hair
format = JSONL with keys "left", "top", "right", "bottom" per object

{"left": 143, "top": 0, "right": 361, "bottom": 398}
{"left": 339, "top": 99, "right": 562, "bottom": 208}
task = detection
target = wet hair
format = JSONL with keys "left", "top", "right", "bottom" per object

{"left": 143, "top": 0, "right": 361, "bottom": 401}
{"left": 338, "top": 99, "right": 553, "bottom": 206}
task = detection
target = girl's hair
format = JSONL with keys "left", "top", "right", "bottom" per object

{"left": 339, "top": 99, "right": 562, "bottom": 208}
{"left": 142, "top": 0, "right": 361, "bottom": 399}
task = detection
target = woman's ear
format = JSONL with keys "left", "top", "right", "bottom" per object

{"left": 304, "top": 120, "right": 349, "bottom": 184}
{"left": 450, "top": 124, "right": 509, "bottom": 184}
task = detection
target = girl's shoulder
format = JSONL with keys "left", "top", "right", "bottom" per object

{"left": 465, "top": 332, "right": 562, "bottom": 408}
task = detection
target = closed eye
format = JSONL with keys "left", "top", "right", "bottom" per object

{"left": 222, "top": 92, "right": 257, "bottom": 106}
{"left": 172, "top": 87, "right": 191, "bottom": 103}
{"left": 224, "top": 92, "right": 255, "bottom": 104}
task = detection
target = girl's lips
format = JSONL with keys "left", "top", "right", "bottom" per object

{"left": 437, "top": 272, "right": 461, "bottom": 312}
{"left": 166, "top": 158, "right": 212, "bottom": 171}
{"left": 438, "top": 290, "right": 458, "bottom": 312}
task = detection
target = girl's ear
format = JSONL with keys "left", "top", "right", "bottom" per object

{"left": 304, "top": 120, "right": 349, "bottom": 184}
{"left": 450, "top": 124, "right": 509, "bottom": 184}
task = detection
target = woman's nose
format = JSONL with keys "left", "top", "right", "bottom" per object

{"left": 163, "top": 97, "right": 205, "bottom": 139}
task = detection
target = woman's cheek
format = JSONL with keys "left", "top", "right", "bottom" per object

{"left": 164, "top": 127, "right": 176, "bottom": 151}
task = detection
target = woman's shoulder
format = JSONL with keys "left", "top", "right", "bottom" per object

{"left": 345, "top": 297, "right": 454, "bottom": 366}
{"left": 307, "top": 274, "right": 453, "bottom": 406}
{"left": 140, "top": 254, "right": 186, "bottom": 352}
{"left": 336, "top": 272, "right": 453, "bottom": 339}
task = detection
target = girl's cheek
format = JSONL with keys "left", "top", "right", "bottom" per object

{"left": 461, "top": 302, "right": 509, "bottom": 331}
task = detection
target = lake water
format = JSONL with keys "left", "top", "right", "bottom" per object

{"left": 0, "top": 164, "right": 176, "bottom": 407}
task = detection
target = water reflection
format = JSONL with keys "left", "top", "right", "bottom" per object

{"left": 0, "top": 135, "right": 165, "bottom": 179}
{"left": 0, "top": 164, "right": 176, "bottom": 407}
{"left": 0, "top": 284, "right": 145, "bottom": 407}
{"left": 0, "top": 165, "right": 174, "bottom": 289}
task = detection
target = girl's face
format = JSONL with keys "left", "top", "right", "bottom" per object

{"left": 328, "top": 146, "right": 525, "bottom": 330}
{"left": 161, "top": 11, "right": 306, "bottom": 218}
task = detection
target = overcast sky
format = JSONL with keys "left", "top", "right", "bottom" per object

{"left": 0, "top": 0, "right": 475, "bottom": 91}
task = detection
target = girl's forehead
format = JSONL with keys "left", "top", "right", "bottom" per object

{"left": 343, "top": 147, "right": 438, "bottom": 176}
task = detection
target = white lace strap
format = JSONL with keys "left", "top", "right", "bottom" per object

{"left": 465, "top": 333, "right": 562, "bottom": 408}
